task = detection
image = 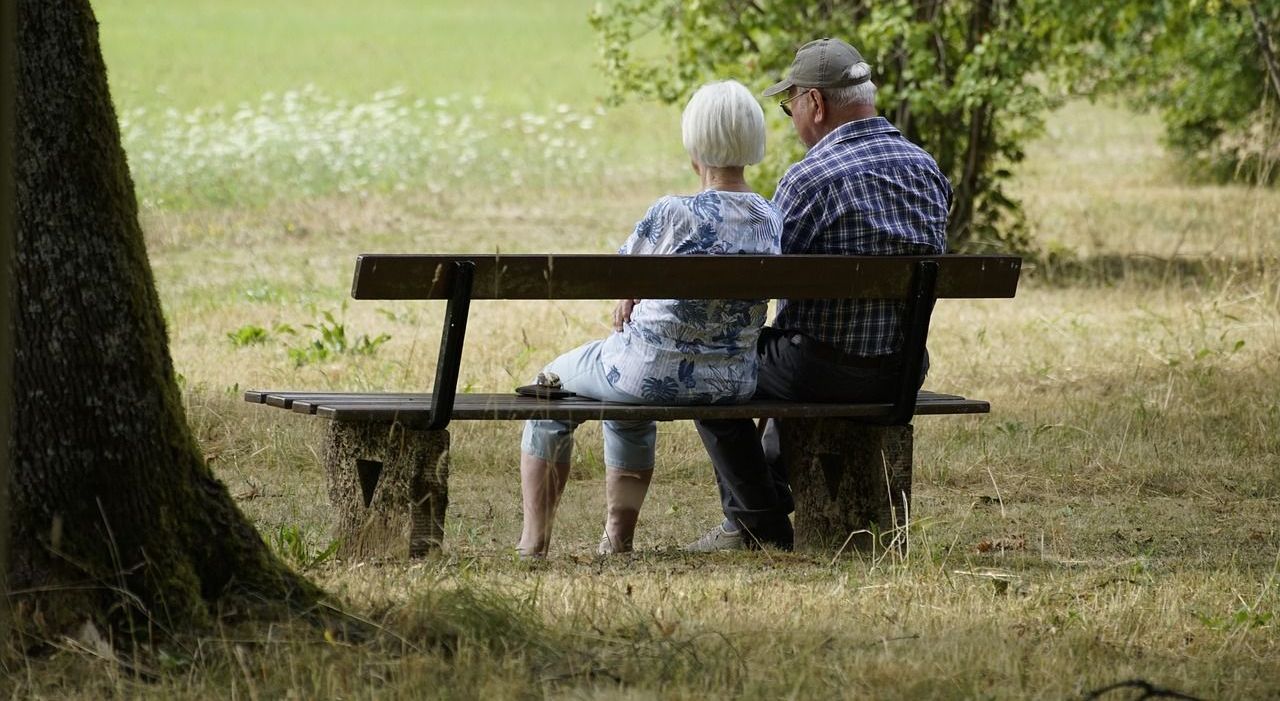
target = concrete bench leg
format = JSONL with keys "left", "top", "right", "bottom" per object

{"left": 323, "top": 421, "right": 449, "bottom": 560}
{"left": 781, "top": 420, "right": 912, "bottom": 554}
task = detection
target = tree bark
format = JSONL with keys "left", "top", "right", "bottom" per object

{"left": 9, "top": 0, "right": 319, "bottom": 644}
{"left": 2, "top": 0, "right": 17, "bottom": 648}
{"left": 947, "top": 0, "right": 998, "bottom": 247}
{"left": 1248, "top": 1, "right": 1280, "bottom": 101}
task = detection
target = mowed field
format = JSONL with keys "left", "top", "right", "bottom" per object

{"left": 14, "top": 1, "right": 1280, "bottom": 698}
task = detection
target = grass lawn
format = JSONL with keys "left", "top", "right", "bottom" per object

{"left": 10, "top": 1, "right": 1279, "bottom": 698}
{"left": 99, "top": 0, "right": 609, "bottom": 110}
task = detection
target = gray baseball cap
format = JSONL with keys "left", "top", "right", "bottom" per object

{"left": 762, "top": 38, "right": 871, "bottom": 97}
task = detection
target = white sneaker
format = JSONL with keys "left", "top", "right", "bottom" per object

{"left": 683, "top": 523, "right": 745, "bottom": 552}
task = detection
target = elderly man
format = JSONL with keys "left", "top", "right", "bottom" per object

{"left": 687, "top": 38, "right": 952, "bottom": 552}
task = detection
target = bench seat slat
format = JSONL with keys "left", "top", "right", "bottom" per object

{"left": 245, "top": 389, "right": 988, "bottom": 424}
{"left": 249, "top": 391, "right": 429, "bottom": 409}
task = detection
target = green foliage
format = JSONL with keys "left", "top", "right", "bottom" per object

{"left": 226, "top": 324, "right": 270, "bottom": 347}
{"left": 1200, "top": 605, "right": 1276, "bottom": 631}
{"left": 286, "top": 306, "right": 391, "bottom": 367}
{"left": 1074, "top": 0, "right": 1280, "bottom": 183}
{"left": 591, "top": 0, "right": 1279, "bottom": 250}
{"left": 225, "top": 314, "right": 391, "bottom": 365}
{"left": 269, "top": 524, "right": 339, "bottom": 571}
{"left": 591, "top": 0, "right": 1076, "bottom": 253}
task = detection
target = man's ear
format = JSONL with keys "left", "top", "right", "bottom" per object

{"left": 810, "top": 91, "right": 826, "bottom": 124}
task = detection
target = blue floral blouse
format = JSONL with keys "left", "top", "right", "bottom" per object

{"left": 598, "top": 191, "right": 783, "bottom": 403}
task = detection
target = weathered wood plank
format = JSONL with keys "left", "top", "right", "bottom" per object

{"left": 245, "top": 389, "right": 987, "bottom": 422}
{"left": 243, "top": 391, "right": 429, "bottom": 409}
{"left": 351, "top": 254, "right": 1022, "bottom": 301}
{"left": 310, "top": 394, "right": 984, "bottom": 424}
{"left": 281, "top": 393, "right": 427, "bottom": 411}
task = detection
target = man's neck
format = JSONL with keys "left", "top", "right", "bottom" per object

{"left": 844, "top": 104, "right": 878, "bottom": 122}
{"left": 813, "top": 105, "right": 878, "bottom": 143}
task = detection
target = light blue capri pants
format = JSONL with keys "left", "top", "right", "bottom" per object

{"left": 521, "top": 340, "right": 660, "bottom": 471}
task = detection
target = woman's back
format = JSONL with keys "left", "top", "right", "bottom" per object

{"left": 601, "top": 190, "right": 782, "bottom": 404}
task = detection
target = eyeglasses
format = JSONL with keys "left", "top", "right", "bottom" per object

{"left": 778, "top": 88, "right": 813, "bottom": 117}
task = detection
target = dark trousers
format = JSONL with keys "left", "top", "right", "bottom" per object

{"left": 695, "top": 328, "right": 923, "bottom": 548}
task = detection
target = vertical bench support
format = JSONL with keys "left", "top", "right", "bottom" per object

{"left": 883, "top": 260, "right": 939, "bottom": 426}
{"left": 784, "top": 420, "right": 913, "bottom": 553}
{"left": 324, "top": 421, "right": 450, "bottom": 559}
{"left": 783, "top": 260, "right": 935, "bottom": 553}
{"left": 425, "top": 260, "right": 475, "bottom": 431}
{"left": 321, "top": 260, "right": 472, "bottom": 562}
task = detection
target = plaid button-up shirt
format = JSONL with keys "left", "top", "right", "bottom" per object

{"left": 772, "top": 116, "right": 950, "bottom": 357}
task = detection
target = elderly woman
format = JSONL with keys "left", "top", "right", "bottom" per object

{"left": 518, "top": 80, "right": 781, "bottom": 558}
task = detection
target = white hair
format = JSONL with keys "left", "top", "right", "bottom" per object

{"left": 681, "top": 80, "right": 766, "bottom": 167}
{"left": 822, "top": 62, "right": 877, "bottom": 108}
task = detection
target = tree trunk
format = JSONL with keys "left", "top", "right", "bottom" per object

{"left": 1249, "top": 1, "right": 1280, "bottom": 101}
{"left": 946, "top": 0, "right": 999, "bottom": 248}
{"left": 9, "top": 0, "right": 319, "bottom": 644}
{"left": 2, "top": 0, "right": 17, "bottom": 648}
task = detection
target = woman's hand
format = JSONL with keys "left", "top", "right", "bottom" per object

{"left": 612, "top": 299, "right": 640, "bottom": 331}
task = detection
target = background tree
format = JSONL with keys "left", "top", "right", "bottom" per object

{"left": 592, "top": 0, "right": 1077, "bottom": 253}
{"left": 592, "top": 0, "right": 1278, "bottom": 252}
{"left": 1080, "top": 0, "right": 1279, "bottom": 183}
{"left": 9, "top": 0, "right": 319, "bottom": 645}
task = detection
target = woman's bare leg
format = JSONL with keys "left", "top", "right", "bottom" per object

{"left": 600, "top": 467, "right": 653, "bottom": 554}
{"left": 518, "top": 452, "right": 571, "bottom": 557}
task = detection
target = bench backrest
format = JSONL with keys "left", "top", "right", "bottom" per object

{"left": 348, "top": 253, "right": 1022, "bottom": 431}
{"left": 352, "top": 254, "right": 1022, "bottom": 300}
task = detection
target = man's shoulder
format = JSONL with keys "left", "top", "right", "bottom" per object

{"left": 829, "top": 128, "right": 940, "bottom": 171}
{"left": 785, "top": 143, "right": 945, "bottom": 206}
{"left": 776, "top": 157, "right": 828, "bottom": 200}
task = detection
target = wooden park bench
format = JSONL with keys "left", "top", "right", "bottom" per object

{"left": 246, "top": 254, "right": 1021, "bottom": 559}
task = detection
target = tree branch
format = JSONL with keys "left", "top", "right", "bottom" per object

{"left": 727, "top": 0, "right": 762, "bottom": 55}
{"left": 1249, "top": 0, "right": 1280, "bottom": 99}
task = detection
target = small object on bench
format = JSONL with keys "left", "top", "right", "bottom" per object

{"left": 246, "top": 253, "right": 1021, "bottom": 560}
{"left": 515, "top": 371, "right": 577, "bottom": 400}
